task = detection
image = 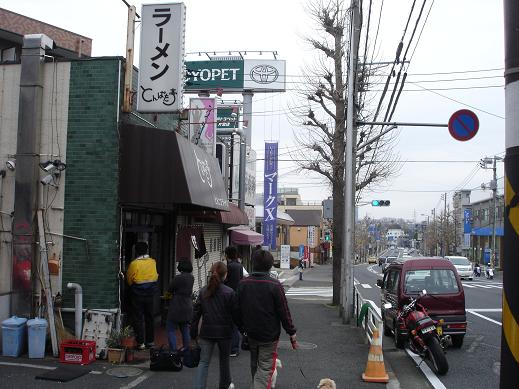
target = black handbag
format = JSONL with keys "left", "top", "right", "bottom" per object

{"left": 149, "top": 346, "right": 183, "bottom": 371}
{"left": 182, "top": 343, "right": 201, "bottom": 368}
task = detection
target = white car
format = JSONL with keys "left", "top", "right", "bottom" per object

{"left": 445, "top": 256, "right": 473, "bottom": 280}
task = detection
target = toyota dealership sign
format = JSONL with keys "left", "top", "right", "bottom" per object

{"left": 185, "top": 59, "right": 286, "bottom": 93}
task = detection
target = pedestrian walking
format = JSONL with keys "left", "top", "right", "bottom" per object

{"left": 224, "top": 246, "right": 244, "bottom": 357}
{"left": 191, "top": 261, "right": 237, "bottom": 389}
{"left": 236, "top": 250, "right": 298, "bottom": 389}
{"left": 298, "top": 258, "right": 304, "bottom": 281}
{"left": 126, "top": 241, "right": 159, "bottom": 350}
{"left": 167, "top": 259, "right": 194, "bottom": 353}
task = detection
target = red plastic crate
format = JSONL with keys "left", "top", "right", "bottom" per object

{"left": 59, "top": 340, "right": 96, "bottom": 365}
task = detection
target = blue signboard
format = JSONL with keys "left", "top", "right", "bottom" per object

{"left": 463, "top": 208, "right": 472, "bottom": 233}
{"left": 263, "top": 142, "right": 278, "bottom": 249}
{"left": 298, "top": 244, "right": 305, "bottom": 259}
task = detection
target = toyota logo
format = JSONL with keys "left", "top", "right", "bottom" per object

{"left": 250, "top": 65, "right": 279, "bottom": 84}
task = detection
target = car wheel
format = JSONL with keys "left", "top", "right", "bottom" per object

{"left": 394, "top": 321, "right": 404, "bottom": 349}
{"left": 451, "top": 334, "right": 464, "bottom": 348}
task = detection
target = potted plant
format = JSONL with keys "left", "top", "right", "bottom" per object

{"left": 120, "top": 326, "right": 136, "bottom": 349}
{"left": 106, "top": 329, "right": 125, "bottom": 364}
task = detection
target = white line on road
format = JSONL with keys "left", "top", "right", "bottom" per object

{"left": 467, "top": 309, "right": 502, "bottom": 326}
{"left": 120, "top": 373, "right": 152, "bottom": 389}
{"left": 406, "top": 350, "right": 447, "bottom": 389}
{"left": 0, "top": 361, "right": 55, "bottom": 370}
{"left": 467, "top": 308, "right": 502, "bottom": 312}
{"left": 361, "top": 283, "right": 372, "bottom": 289}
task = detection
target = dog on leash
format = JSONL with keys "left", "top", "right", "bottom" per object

{"left": 270, "top": 358, "right": 283, "bottom": 388}
{"left": 317, "top": 378, "right": 337, "bottom": 389}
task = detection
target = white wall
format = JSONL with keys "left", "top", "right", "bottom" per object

{"left": 0, "top": 61, "right": 70, "bottom": 324}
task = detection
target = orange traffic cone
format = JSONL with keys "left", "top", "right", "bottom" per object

{"left": 362, "top": 329, "right": 389, "bottom": 383}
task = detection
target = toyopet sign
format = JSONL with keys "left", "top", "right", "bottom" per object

{"left": 185, "top": 59, "right": 286, "bottom": 93}
{"left": 138, "top": 3, "right": 186, "bottom": 112}
{"left": 217, "top": 106, "right": 240, "bottom": 129}
{"left": 280, "top": 244, "right": 290, "bottom": 269}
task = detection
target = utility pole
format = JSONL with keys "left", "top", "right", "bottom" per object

{"left": 501, "top": 0, "right": 519, "bottom": 385}
{"left": 432, "top": 208, "right": 436, "bottom": 255}
{"left": 443, "top": 192, "right": 447, "bottom": 256}
{"left": 491, "top": 157, "right": 498, "bottom": 267}
{"left": 342, "top": 0, "right": 360, "bottom": 324}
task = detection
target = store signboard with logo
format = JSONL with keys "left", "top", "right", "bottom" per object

{"left": 189, "top": 98, "right": 217, "bottom": 156}
{"left": 217, "top": 106, "right": 240, "bottom": 129}
{"left": 138, "top": 3, "right": 185, "bottom": 112}
{"left": 185, "top": 59, "right": 286, "bottom": 93}
{"left": 244, "top": 59, "right": 286, "bottom": 92}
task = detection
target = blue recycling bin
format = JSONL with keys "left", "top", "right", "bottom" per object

{"left": 27, "top": 318, "right": 48, "bottom": 358}
{"left": 2, "top": 316, "right": 27, "bottom": 357}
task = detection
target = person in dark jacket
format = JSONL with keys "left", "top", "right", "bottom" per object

{"left": 236, "top": 250, "right": 298, "bottom": 389}
{"left": 191, "top": 261, "right": 237, "bottom": 389}
{"left": 167, "top": 260, "right": 194, "bottom": 353}
{"left": 224, "top": 246, "right": 243, "bottom": 356}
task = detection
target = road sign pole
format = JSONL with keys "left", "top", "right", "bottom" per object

{"left": 501, "top": 0, "right": 519, "bottom": 386}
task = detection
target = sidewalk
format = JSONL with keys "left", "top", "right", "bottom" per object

{"left": 0, "top": 263, "right": 411, "bottom": 388}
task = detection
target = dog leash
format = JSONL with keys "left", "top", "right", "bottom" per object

{"left": 293, "top": 346, "right": 310, "bottom": 382}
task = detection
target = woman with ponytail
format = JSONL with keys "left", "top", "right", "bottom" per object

{"left": 191, "top": 261, "right": 237, "bottom": 389}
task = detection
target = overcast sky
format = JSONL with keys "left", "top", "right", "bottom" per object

{"left": 1, "top": 0, "right": 505, "bottom": 222}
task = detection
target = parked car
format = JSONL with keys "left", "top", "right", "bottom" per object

{"left": 444, "top": 256, "right": 473, "bottom": 280}
{"left": 377, "top": 257, "right": 467, "bottom": 348}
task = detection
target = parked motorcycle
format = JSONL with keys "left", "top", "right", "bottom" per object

{"left": 385, "top": 290, "right": 449, "bottom": 375}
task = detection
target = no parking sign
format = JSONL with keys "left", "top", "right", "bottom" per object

{"left": 448, "top": 109, "right": 479, "bottom": 141}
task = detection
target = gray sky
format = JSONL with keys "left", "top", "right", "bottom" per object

{"left": 1, "top": 0, "right": 505, "bottom": 222}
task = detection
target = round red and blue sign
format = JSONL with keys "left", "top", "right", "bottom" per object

{"left": 448, "top": 109, "right": 479, "bottom": 141}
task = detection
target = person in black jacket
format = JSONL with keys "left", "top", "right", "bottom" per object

{"left": 192, "top": 261, "right": 237, "bottom": 389}
{"left": 236, "top": 250, "right": 298, "bottom": 389}
{"left": 224, "top": 246, "right": 243, "bottom": 356}
{"left": 167, "top": 260, "right": 194, "bottom": 353}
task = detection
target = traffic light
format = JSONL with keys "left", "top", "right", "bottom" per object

{"left": 324, "top": 231, "right": 331, "bottom": 241}
{"left": 371, "top": 200, "right": 390, "bottom": 206}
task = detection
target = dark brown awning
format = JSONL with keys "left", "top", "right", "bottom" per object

{"left": 217, "top": 203, "right": 249, "bottom": 225}
{"left": 119, "top": 123, "right": 229, "bottom": 211}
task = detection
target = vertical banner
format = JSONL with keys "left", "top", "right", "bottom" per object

{"left": 138, "top": 3, "right": 185, "bottom": 112}
{"left": 298, "top": 244, "right": 305, "bottom": 260}
{"left": 189, "top": 98, "right": 217, "bottom": 156}
{"left": 307, "top": 226, "right": 316, "bottom": 247}
{"left": 280, "top": 244, "right": 290, "bottom": 269}
{"left": 263, "top": 142, "right": 278, "bottom": 249}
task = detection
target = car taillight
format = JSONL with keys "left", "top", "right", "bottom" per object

{"left": 447, "top": 323, "right": 466, "bottom": 329}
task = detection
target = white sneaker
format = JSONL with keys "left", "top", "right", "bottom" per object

{"left": 228, "top": 384, "right": 235, "bottom": 389}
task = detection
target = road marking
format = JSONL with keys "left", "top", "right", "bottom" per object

{"left": 0, "top": 361, "right": 55, "bottom": 370}
{"left": 467, "top": 308, "right": 501, "bottom": 312}
{"left": 120, "top": 373, "right": 152, "bottom": 389}
{"left": 406, "top": 350, "right": 447, "bottom": 389}
{"left": 286, "top": 287, "right": 333, "bottom": 297}
{"left": 367, "top": 264, "right": 383, "bottom": 277}
{"left": 361, "top": 283, "right": 372, "bottom": 289}
{"left": 467, "top": 335, "right": 484, "bottom": 353}
{"left": 467, "top": 309, "right": 502, "bottom": 326}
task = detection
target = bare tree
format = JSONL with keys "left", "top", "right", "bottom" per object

{"left": 289, "top": 0, "right": 399, "bottom": 304}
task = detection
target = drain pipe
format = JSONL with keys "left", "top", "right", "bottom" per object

{"left": 216, "top": 129, "right": 246, "bottom": 210}
{"left": 67, "top": 282, "right": 83, "bottom": 339}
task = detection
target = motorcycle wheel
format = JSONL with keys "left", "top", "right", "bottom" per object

{"left": 451, "top": 335, "right": 464, "bottom": 348}
{"left": 427, "top": 337, "right": 449, "bottom": 375}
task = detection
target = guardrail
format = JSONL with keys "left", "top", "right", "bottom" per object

{"left": 354, "top": 284, "right": 383, "bottom": 345}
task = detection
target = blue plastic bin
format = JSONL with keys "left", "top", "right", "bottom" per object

{"left": 2, "top": 316, "right": 27, "bottom": 357}
{"left": 27, "top": 318, "right": 48, "bottom": 358}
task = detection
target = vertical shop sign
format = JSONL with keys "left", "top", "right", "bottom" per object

{"left": 189, "top": 97, "right": 217, "bottom": 156}
{"left": 263, "top": 142, "right": 278, "bottom": 249}
{"left": 280, "top": 244, "right": 290, "bottom": 269}
{"left": 138, "top": 3, "right": 185, "bottom": 112}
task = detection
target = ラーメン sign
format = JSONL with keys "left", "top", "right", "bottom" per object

{"left": 138, "top": 3, "right": 186, "bottom": 112}
{"left": 185, "top": 59, "right": 286, "bottom": 93}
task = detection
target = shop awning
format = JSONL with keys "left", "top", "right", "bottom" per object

{"left": 218, "top": 203, "right": 249, "bottom": 225}
{"left": 231, "top": 229, "right": 264, "bottom": 246}
{"left": 119, "top": 124, "right": 229, "bottom": 211}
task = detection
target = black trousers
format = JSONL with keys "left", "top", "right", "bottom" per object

{"left": 131, "top": 292, "right": 155, "bottom": 345}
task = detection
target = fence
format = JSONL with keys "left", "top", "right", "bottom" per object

{"left": 354, "top": 284, "right": 383, "bottom": 345}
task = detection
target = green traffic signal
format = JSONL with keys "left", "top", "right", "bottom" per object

{"left": 371, "top": 200, "right": 390, "bottom": 206}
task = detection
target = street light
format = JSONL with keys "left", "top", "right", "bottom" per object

{"left": 420, "top": 214, "right": 430, "bottom": 256}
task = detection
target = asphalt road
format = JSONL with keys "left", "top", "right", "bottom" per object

{"left": 354, "top": 262, "right": 502, "bottom": 389}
